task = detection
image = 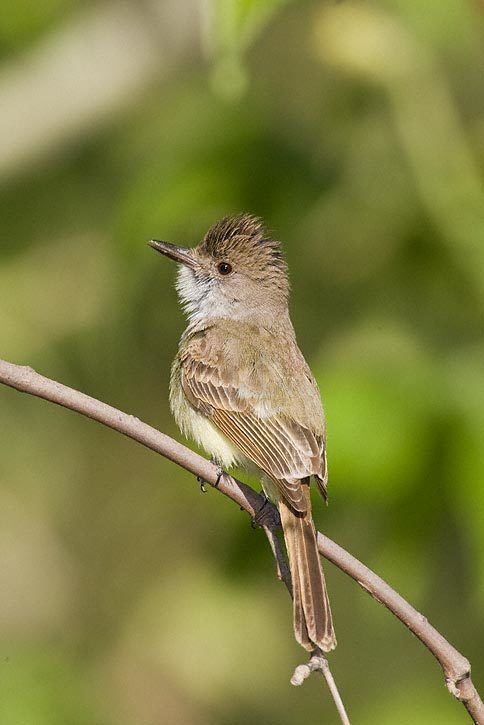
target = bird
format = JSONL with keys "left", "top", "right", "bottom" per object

{"left": 148, "top": 213, "right": 336, "bottom": 653}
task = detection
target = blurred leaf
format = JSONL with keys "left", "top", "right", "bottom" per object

{"left": 209, "top": 0, "right": 290, "bottom": 53}
{"left": 204, "top": 0, "right": 291, "bottom": 99}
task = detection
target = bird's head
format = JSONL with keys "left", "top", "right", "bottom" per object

{"left": 149, "top": 213, "right": 290, "bottom": 324}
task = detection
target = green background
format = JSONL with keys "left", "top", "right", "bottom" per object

{"left": 1, "top": 1, "right": 483, "bottom": 722}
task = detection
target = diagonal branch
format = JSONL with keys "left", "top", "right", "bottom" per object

{"left": 0, "top": 358, "right": 482, "bottom": 724}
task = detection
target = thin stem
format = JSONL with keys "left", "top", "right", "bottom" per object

{"left": 291, "top": 652, "right": 351, "bottom": 724}
{"left": 319, "top": 656, "right": 351, "bottom": 725}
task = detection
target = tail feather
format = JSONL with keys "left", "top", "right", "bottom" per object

{"left": 279, "top": 488, "right": 336, "bottom": 652}
{"left": 293, "top": 570, "right": 312, "bottom": 650}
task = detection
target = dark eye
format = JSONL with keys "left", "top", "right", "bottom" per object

{"left": 217, "top": 261, "right": 233, "bottom": 275}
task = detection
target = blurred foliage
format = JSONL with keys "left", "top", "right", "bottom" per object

{"left": 0, "top": 0, "right": 80, "bottom": 59}
{"left": 1, "top": 0, "right": 483, "bottom": 723}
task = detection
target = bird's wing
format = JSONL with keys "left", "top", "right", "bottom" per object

{"left": 180, "top": 344, "right": 326, "bottom": 513}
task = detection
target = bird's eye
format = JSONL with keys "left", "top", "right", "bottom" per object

{"left": 217, "top": 261, "right": 233, "bottom": 275}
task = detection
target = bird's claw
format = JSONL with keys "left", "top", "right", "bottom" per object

{"left": 197, "top": 459, "right": 224, "bottom": 493}
{"left": 211, "top": 458, "right": 224, "bottom": 488}
{"left": 197, "top": 475, "right": 208, "bottom": 493}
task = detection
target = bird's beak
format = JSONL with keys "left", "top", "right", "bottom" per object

{"left": 148, "top": 240, "right": 198, "bottom": 269}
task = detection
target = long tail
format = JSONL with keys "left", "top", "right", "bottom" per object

{"left": 278, "top": 488, "right": 336, "bottom": 652}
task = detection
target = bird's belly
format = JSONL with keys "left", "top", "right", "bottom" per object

{"left": 186, "top": 408, "right": 241, "bottom": 468}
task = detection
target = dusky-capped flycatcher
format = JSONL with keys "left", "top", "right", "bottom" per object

{"left": 149, "top": 213, "right": 336, "bottom": 652}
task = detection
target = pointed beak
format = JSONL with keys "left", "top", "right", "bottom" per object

{"left": 148, "top": 239, "right": 198, "bottom": 269}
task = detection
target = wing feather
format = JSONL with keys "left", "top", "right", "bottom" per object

{"left": 180, "top": 348, "right": 326, "bottom": 512}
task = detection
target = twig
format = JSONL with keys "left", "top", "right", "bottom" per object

{"left": 291, "top": 651, "right": 351, "bottom": 725}
{"left": 0, "top": 358, "right": 483, "bottom": 724}
{"left": 319, "top": 654, "right": 351, "bottom": 725}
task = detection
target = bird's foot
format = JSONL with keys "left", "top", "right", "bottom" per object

{"left": 211, "top": 458, "right": 225, "bottom": 488}
{"left": 251, "top": 495, "right": 280, "bottom": 529}
{"left": 197, "top": 458, "right": 224, "bottom": 493}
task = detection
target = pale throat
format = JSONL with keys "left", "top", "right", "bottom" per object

{"left": 176, "top": 265, "right": 287, "bottom": 327}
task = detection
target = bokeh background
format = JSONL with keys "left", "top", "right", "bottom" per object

{"left": 1, "top": 1, "right": 484, "bottom": 723}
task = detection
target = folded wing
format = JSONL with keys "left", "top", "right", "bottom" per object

{"left": 180, "top": 351, "right": 326, "bottom": 513}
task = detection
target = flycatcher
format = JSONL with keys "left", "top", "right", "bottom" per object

{"left": 149, "top": 213, "right": 336, "bottom": 652}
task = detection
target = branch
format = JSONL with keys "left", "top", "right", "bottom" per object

{"left": 0, "top": 359, "right": 482, "bottom": 724}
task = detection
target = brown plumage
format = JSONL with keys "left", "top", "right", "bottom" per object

{"left": 150, "top": 213, "right": 336, "bottom": 652}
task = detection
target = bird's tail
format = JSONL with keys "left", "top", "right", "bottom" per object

{"left": 278, "top": 488, "right": 336, "bottom": 652}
